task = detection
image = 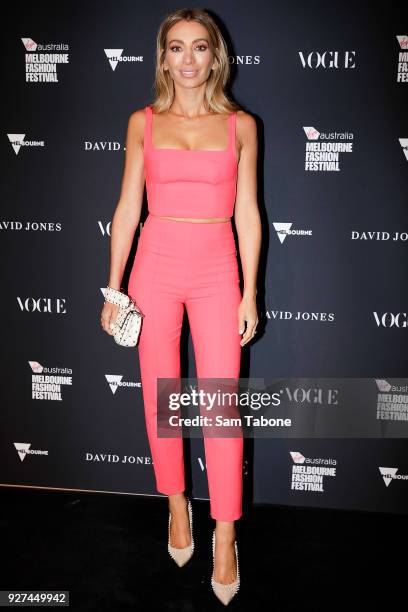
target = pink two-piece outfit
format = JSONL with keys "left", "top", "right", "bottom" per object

{"left": 128, "top": 105, "right": 243, "bottom": 521}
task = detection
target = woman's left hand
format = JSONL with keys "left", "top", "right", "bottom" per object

{"left": 238, "top": 294, "right": 259, "bottom": 347}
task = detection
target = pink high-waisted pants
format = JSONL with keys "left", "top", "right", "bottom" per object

{"left": 128, "top": 214, "right": 243, "bottom": 521}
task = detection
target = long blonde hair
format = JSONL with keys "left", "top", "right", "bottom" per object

{"left": 150, "top": 8, "right": 240, "bottom": 114}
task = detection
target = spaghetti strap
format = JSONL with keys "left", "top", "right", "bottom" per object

{"left": 229, "top": 112, "right": 237, "bottom": 155}
{"left": 144, "top": 105, "right": 152, "bottom": 151}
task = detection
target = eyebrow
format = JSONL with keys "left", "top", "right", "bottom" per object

{"left": 168, "top": 38, "right": 209, "bottom": 44}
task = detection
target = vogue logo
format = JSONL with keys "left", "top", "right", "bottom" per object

{"left": 373, "top": 312, "right": 407, "bottom": 327}
{"left": 98, "top": 220, "right": 112, "bottom": 236}
{"left": 17, "top": 297, "right": 67, "bottom": 313}
{"left": 98, "top": 220, "right": 143, "bottom": 237}
{"left": 298, "top": 51, "right": 356, "bottom": 68}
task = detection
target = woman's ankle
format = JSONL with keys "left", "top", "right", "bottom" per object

{"left": 168, "top": 492, "right": 187, "bottom": 509}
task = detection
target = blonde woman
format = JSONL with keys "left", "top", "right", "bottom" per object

{"left": 101, "top": 8, "right": 261, "bottom": 605}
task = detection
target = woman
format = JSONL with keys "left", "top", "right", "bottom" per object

{"left": 101, "top": 8, "right": 261, "bottom": 606}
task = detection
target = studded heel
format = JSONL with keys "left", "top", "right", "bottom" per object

{"left": 168, "top": 496, "right": 194, "bottom": 567}
{"left": 211, "top": 528, "right": 240, "bottom": 605}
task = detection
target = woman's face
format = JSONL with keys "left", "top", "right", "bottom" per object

{"left": 162, "top": 20, "right": 216, "bottom": 88}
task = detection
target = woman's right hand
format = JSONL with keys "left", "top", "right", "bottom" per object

{"left": 100, "top": 301, "right": 120, "bottom": 335}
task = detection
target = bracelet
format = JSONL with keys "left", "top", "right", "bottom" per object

{"left": 104, "top": 286, "right": 129, "bottom": 308}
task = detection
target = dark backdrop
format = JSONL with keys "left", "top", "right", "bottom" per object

{"left": 1, "top": 0, "right": 407, "bottom": 515}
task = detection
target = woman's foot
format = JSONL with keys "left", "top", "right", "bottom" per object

{"left": 213, "top": 522, "right": 237, "bottom": 584}
{"left": 168, "top": 493, "right": 192, "bottom": 548}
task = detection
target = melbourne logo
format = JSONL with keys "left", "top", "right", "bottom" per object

{"left": 13, "top": 442, "right": 49, "bottom": 462}
{"left": 273, "top": 222, "right": 312, "bottom": 243}
{"left": 105, "top": 374, "right": 140, "bottom": 395}
{"left": 379, "top": 466, "right": 408, "bottom": 487}
{"left": 399, "top": 138, "right": 408, "bottom": 160}
{"left": 7, "top": 134, "right": 45, "bottom": 155}
{"left": 104, "top": 49, "right": 143, "bottom": 71}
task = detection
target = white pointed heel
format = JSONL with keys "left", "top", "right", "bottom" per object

{"left": 168, "top": 496, "right": 194, "bottom": 567}
{"left": 211, "top": 528, "right": 240, "bottom": 606}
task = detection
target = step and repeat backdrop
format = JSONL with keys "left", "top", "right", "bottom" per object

{"left": 1, "top": 1, "right": 407, "bottom": 515}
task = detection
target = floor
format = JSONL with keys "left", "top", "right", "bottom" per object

{"left": 0, "top": 487, "right": 404, "bottom": 610}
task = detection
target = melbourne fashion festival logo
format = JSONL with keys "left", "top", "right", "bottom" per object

{"left": 29, "top": 361, "right": 73, "bottom": 401}
{"left": 396, "top": 35, "right": 408, "bottom": 82}
{"left": 290, "top": 451, "right": 337, "bottom": 492}
{"left": 303, "top": 127, "right": 354, "bottom": 171}
{"left": 375, "top": 379, "right": 408, "bottom": 422}
{"left": 7, "top": 133, "right": 44, "bottom": 155}
{"left": 298, "top": 50, "right": 355, "bottom": 68}
{"left": 104, "top": 48, "right": 143, "bottom": 71}
{"left": 21, "top": 38, "right": 69, "bottom": 82}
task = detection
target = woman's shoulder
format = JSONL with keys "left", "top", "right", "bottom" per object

{"left": 126, "top": 106, "right": 150, "bottom": 137}
{"left": 129, "top": 105, "right": 150, "bottom": 124}
{"left": 235, "top": 109, "right": 257, "bottom": 141}
{"left": 236, "top": 109, "right": 255, "bottom": 125}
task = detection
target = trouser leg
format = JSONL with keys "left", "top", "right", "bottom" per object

{"left": 185, "top": 265, "right": 243, "bottom": 521}
{"left": 129, "top": 248, "right": 185, "bottom": 495}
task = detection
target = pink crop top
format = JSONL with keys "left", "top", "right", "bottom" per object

{"left": 143, "top": 105, "right": 238, "bottom": 218}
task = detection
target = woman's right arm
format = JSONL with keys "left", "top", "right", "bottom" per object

{"left": 101, "top": 109, "right": 146, "bottom": 335}
{"left": 108, "top": 109, "right": 146, "bottom": 290}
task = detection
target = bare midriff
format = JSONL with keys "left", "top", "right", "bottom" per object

{"left": 152, "top": 216, "right": 230, "bottom": 223}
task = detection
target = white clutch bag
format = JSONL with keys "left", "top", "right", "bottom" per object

{"left": 104, "top": 286, "right": 145, "bottom": 347}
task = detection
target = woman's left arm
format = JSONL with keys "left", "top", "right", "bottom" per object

{"left": 234, "top": 111, "right": 262, "bottom": 347}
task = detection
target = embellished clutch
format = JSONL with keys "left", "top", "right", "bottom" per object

{"left": 104, "top": 286, "right": 144, "bottom": 347}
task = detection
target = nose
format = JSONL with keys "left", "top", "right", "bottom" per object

{"left": 182, "top": 49, "right": 194, "bottom": 63}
